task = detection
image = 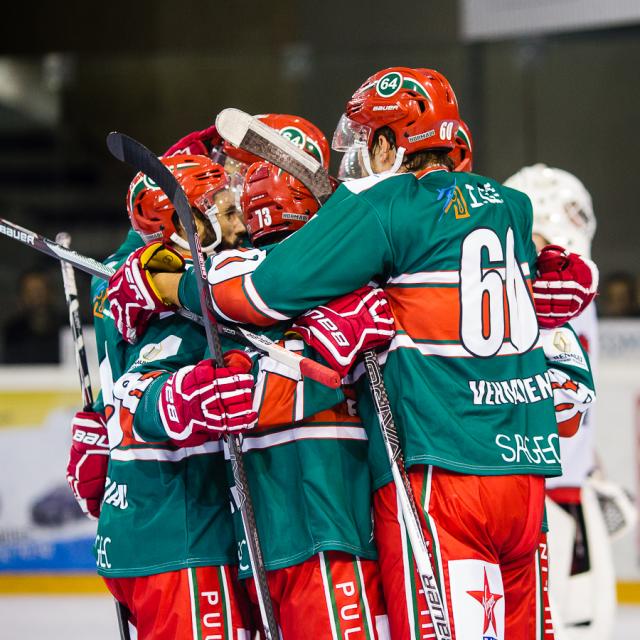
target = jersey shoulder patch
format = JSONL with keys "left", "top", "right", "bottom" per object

{"left": 541, "top": 326, "right": 589, "bottom": 372}
{"left": 130, "top": 334, "right": 183, "bottom": 368}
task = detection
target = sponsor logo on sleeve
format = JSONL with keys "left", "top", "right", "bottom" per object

{"left": 131, "top": 335, "right": 183, "bottom": 367}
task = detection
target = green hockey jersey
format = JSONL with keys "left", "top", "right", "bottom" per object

{"left": 94, "top": 234, "right": 376, "bottom": 577}
{"left": 193, "top": 170, "right": 593, "bottom": 488}
{"left": 230, "top": 334, "right": 376, "bottom": 578}
{"left": 176, "top": 246, "right": 378, "bottom": 576}
{"left": 90, "top": 233, "right": 237, "bottom": 577}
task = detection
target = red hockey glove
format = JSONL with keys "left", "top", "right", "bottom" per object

{"left": 292, "top": 286, "right": 396, "bottom": 378}
{"left": 533, "top": 245, "right": 599, "bottom": 329}
{"left": 108, "top": 242, "right": 185, "bottom": 344}
{"left": 66, "top": 411, "right": 110, "bottom": 520}
{"left": 165, "top": 124, "right": 223, "bottom": 157}
{"left": 158, "top": 351, "right": 258, "bottom": 447}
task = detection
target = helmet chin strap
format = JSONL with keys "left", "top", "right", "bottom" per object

{"left": 171, "top": 205, "right": 222, "bottom": 256}
{"left": 362, "top": 146, "right": 406, "bottom": 177}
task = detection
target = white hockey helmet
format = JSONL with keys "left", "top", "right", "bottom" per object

{"left": 504, "top": 164, "right": 596, "bottom": 258}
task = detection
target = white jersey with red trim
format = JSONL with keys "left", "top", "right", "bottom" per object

{"left": 546, "top": 300, "right": 598, "bottom": 488}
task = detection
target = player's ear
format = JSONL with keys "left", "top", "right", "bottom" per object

{"left": 373, "top": 132, "right": 391, "bottom": 154}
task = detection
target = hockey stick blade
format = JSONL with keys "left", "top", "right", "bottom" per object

{"left": 216, "top": 108, "right": 334, "bottom": 204}
{"left": 107, "top": 132, "right": 186, "bottom": 212}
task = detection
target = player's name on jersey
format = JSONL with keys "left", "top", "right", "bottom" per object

{"left": 468, "top": 371, "right": 552, "bottom": 406}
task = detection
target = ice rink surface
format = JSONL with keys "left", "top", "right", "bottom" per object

{"left": 0, "top": 596, "right": 638, "bottom": 639}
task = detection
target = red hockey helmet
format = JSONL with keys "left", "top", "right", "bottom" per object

{"left": 240, "top": 161, "right": 319, "bottom": 246}
{"left": 333, "top": 67, "right": 460, "bottom": 158}
{"left": 127, "top": 154, "right": 228, "bottom": 253}
{"left": 222, "top": 113, "right": 330, "bottom": 170}
{"left": 450, "top": 119, "right": 473, "bottom": 172}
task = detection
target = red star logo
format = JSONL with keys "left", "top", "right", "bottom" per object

{"left": 466, "top": 567, "right": 503, "bottom": 635}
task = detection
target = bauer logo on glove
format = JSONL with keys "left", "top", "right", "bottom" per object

{"left": 157, "top": 351, "right": 258, "bottom": 447}
{"left": 66, "top": 411, "right": 110, "bottom": 520}
{"left": 292, "top": 286, "right": 396, "bottom": 378}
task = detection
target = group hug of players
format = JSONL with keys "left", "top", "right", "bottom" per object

{"left": 65, "top": 67, "right": 605, "bottom": 639}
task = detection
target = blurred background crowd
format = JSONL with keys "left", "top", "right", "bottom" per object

{"left": 0, "top": 1, "right": 638, "bottom": 362}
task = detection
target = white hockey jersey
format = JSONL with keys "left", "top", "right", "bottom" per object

{"left": 547, "top": 301, "right": 598, "bottom": 488}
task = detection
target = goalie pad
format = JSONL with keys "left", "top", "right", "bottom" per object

{"left": 545, "top": 496, "right": 576, "bottom": 640}
{"left": 589, "top": 474, "right": 638, "bottom": 541}
{"left": 546, "top": 478, "right": 621, "bottom": 639}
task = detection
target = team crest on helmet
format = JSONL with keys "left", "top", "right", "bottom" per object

{"left": 402, "top": 77, "right": 431, "bottom": 100}
{"left": 376, "top": 71, "right": 403, "bottom": 97}
{"left": 279, "top": 126, "right": 324, "bottom": 166}
{"left": 128, "top": 162, "right": 200, "bottom": 212}
{"left": 128, "top": 173, "right": 158, "bottom": 213}
{"left": 456, "top": 125, "right": 472, "bottom": 150}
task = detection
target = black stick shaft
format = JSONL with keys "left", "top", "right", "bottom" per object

{"left": 106, "top": 132, "right": 279, "bottom": 640}
{"left": 1, "top": 217, "right": 113, "bottom": 279}
{"left": 55, "top": 232, "right": 132, "bottom": 640}
{"left": 114, "top": 599, "right": 132, "bottom": 640}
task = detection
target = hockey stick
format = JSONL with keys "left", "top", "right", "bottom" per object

{"left": 216, "top": 108, "right": 334, "bottom": 203}
{"left": 56, "top": 232, "right": 132, "bottom": 640}
{"left": 106, "top": 131, "right": 279, "bottom": 640}
{"left": 56, "top": 232, "right": 96, "bottom": 411}
{"left": 0, "top": 217, "right": 339, "bottom": 389}
{"left": 362, "top": 352, "right": 451, "bottom": 638}
{"left": 219, "top": 117, "right": 453, "bottom": 638}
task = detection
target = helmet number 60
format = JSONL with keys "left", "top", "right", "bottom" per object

{"left": 439, "top": 121, "right": 454, "bottom": 141}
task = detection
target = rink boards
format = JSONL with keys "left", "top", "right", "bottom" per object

{"left": 0, "top": 321, "right": 637, "bottom": 601}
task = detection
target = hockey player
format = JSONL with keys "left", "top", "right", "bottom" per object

{"left": 223, "top": 159, "right": 390, "bottom": 638}
{"left": 107, "top": 116, "right": 392, "bottom": 638}
{"left": 504, "top": 164, "right": 636, "bottom": 640}
{"left": 157, "top": 67, "right": 597, "bottom": 638}
{"left": 67, "top": 155, "right": 257, "bottom": 639}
